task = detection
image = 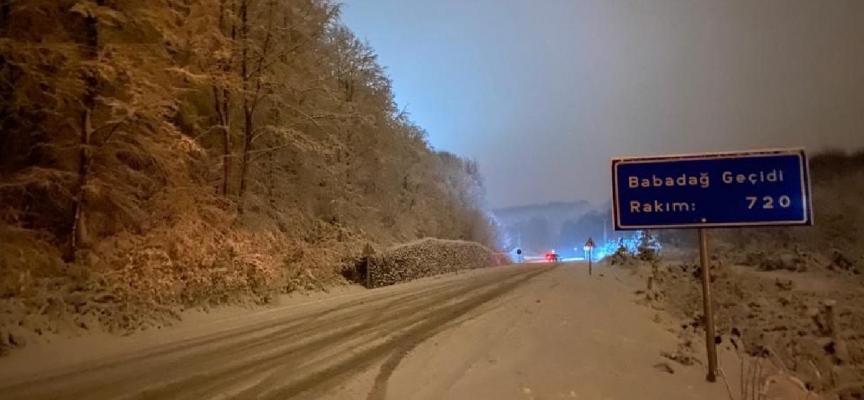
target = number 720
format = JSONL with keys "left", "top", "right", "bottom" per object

{"left": 746, "top": 195, "right": 792, "bottom": 210}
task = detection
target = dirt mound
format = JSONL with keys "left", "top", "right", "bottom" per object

{"left": 366, "top": 239, "right": 510, "bottom": 288}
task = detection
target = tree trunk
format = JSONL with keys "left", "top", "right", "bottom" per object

{"left": 0, "top": 0, "right": 11, "bottom": 139}
{"left": 216, "top": 89, "right": 232, "bottom": 196}
{"left": 237, "top": 0, "right": 278, "bottom": 211}
{"left": 238, "top": 107, "right": 252, "bottom": 203}
{"left": 215, "top": 0, "right": 234, "bottom": 196}
{"left": 236, "top": 0, "right": 251, "bottom": 209}
{"left": 0, "top": 0, "right": 10, "bottom": 35}
{"left": 265, "top": 141, "right": 277, "bottom": 206}
{"left": 67, "top": 0, "right": 103, "bottom": 262}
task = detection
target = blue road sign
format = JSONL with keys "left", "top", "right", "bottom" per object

{"left": 612, "top": 149, "right": 812, "bottom": 230}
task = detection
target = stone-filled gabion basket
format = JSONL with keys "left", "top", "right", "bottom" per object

{"left": 367, "top": 239, "right": 510, "bottom": 288}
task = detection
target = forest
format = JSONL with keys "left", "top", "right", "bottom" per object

{"left": 0, "top": 0, "right": 500, "bottom": 337}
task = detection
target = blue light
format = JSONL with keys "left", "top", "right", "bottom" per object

{"left": 591, "top": 231, "right": 656, "bottom": 261}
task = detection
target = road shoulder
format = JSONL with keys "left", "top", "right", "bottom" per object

{"left": 383, "top": 264, "right": 730, "bottom": 400}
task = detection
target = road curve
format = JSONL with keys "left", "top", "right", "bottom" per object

{"left": 0, "top": 264, "right": 554, "bottom": 400}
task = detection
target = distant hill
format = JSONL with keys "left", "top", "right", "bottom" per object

{"left": 493, "top": 201, "right": 594, "bottom": 225}
{"left": 493, "top": 201, "right": 599, "bottom": 254}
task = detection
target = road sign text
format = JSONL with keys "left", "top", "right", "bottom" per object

{"left": 612, "top": 149, "right": 812, "bottom": 230}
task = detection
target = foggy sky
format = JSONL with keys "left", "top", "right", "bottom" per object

{"left": 340, "top": 0, "right": 864, "bottom": 209}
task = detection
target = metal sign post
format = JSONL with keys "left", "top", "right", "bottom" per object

{"left": 584, "top": 237, "right": 596, "bottom": 276}
{"left": 610, "top": 148, "right": 813, "bottom": 383}
{"left": 698, "top": 228, "right": 717, "bottom": 382}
